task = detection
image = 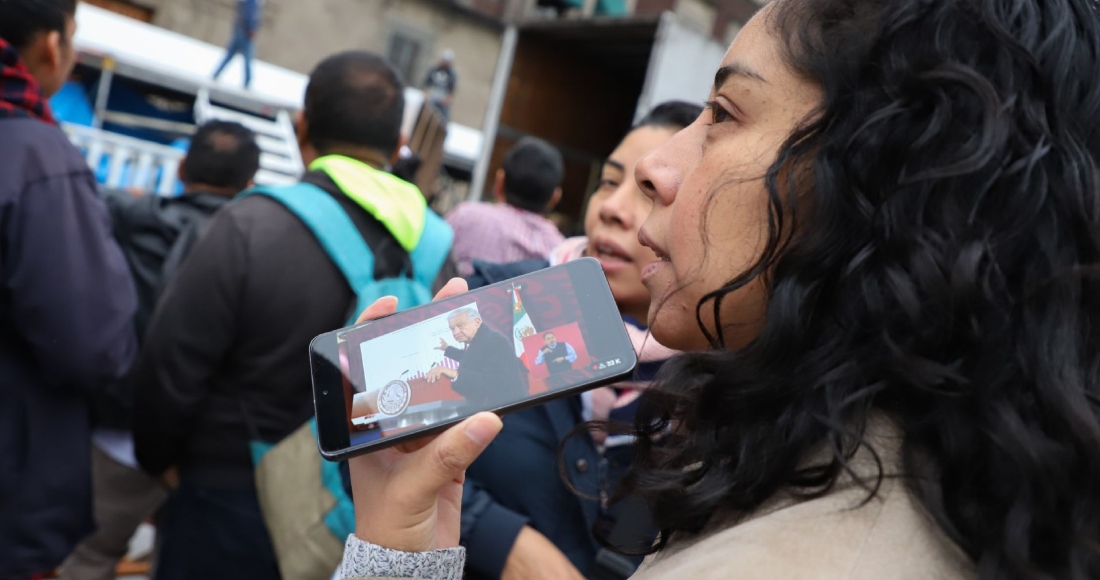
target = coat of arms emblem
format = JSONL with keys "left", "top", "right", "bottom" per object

{"left": 377, "top": 379, "right": 411, "bottom": 416}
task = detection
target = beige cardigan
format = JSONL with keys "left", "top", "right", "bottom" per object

{"left": 347, "top": 422, "right": 977, "bottom": 580}
{"left": 631, "top": 467, "right": 974, "bottom": 579}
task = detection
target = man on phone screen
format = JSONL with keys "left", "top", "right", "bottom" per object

{"left": 535, "top": 332, "right": 577, "bottom": 376}
{"left": 427, "top": 307, "right": 526, "bottom": 406}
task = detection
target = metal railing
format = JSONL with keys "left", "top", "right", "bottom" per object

{"left": 61, "top": 122, "right": 186, "bottom": 195}
{"left": 194, "top": 88, "right": 302, "bottom": 186}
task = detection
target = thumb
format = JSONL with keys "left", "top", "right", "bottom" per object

{"left": 356, "top": 296, "right": 398, "bottom": 324}
{"left": 408, "top": 413, "right": 502, "bottom": 496}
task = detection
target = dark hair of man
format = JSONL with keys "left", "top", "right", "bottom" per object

{"left": 304, "top": 51, "right": 405, "bottom": 156}
{"left": 180, "top": 120, "right": 261, "bottom": 193}
{"left": 544, "top": 332, "right": 555, "bottom": 339}
{"left": 501, "top": 137, "right": 564, "bottom": 213}
{"left": 635, "top": 100, "right": 704, "bottom": 132}
{"left": 0, "top": 0, "right": 76, "bottom": 50}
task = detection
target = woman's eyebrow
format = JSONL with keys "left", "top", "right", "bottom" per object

{"left": 714, "top": 62, "right": 769, "bottom": 91}
{"left": 604, "top": 159, "right": 626, "bottom": 172}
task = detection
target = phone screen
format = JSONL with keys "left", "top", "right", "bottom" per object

{"left": 310, "top": 258, "right": 638, "bottom": 458}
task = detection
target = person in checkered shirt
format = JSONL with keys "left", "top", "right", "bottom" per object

{"left": 446, "top": 137, "right": 566, "bottom": 277}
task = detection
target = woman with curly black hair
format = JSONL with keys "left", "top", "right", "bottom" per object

{"left": 338, "top": 0, "right": 1100, "bottom": 578}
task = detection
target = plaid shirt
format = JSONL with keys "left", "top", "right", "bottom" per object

{"left": 445, "top": 201, "right": 565, "bottom": 277}
{"left": 0, "top": 37, "right": 56, "bottom": 124}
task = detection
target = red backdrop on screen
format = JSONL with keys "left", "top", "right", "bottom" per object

{"left": 522, "top": 322, "right": 590, "bottom": 381}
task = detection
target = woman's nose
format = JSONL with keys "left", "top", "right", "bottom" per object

{"left": 636, "top": 127, "right": 695, "bottom": 206}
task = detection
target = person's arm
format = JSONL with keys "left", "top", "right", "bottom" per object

{"left": 340, "top": 536, "right": 465, "bottom": 580}
{"left": 445, "top": 71, "right": 457, "bottom": 104}
{"left": 132, "top": 209, "right": 247, "bottom": 476}
{"left": 448, "top": 332, "right": 510, "bottom": 392}
{"left": 342, "top": 288, "right": 584, "bottom": 580}
{"left": 535, "top": 348, "right": 547, "bottom": 365}
{"left": 5, "top": 171, "right": 137, "bottom": 392}
{"left": 565, "top": 343, "right": 577, "bottom": 363}
{"left": 432, "top": 254, "right": 460, "bottom": 295}
{"left": 443, "top": 344, "right": 466, "bottom": 362}
{"left": 99, "top": 187, "right": 139, "bottom": 231}
{"left": 442, "top": 204, "right": 472, "bottom": 280}
{"left": 460, "top": 477, "right": 529, "bottom": 577}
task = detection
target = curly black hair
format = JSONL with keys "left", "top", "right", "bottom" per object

{"left": 621, "top": 0, "right": 1100, "bottom": 577}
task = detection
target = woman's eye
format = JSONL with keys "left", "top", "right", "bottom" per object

{"left": 597, "top": 179, "right": 619, "bottom": 190}
{"left": 705, "top": 100, "right": 734, "bottom": 124}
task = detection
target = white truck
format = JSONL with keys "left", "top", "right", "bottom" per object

{"left": 59, "top": 4, "right": 483, "bottom": 196}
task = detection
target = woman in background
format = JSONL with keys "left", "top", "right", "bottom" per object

{"left": 459, "top": 102, "right": 698, "bottom": 580}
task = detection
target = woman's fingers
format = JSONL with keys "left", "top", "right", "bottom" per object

{"left": 404, "top": 413, "right": 502, "bottom": 499}
{"left": 354, "top": 277, "right": 466, "bottom": 326}
{"left": 356, "top": 296, "right": 399, "bottom": 324}
{"left": 433, "top": 277, "right": 469, "bottom": 301}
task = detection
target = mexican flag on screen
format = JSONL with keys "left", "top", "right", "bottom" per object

{"left": 511, "top": 284, "right": 536, "bottom": 357}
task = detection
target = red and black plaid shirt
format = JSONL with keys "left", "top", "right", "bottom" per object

{"left": 0, "top": 36, "right": 56, "bottom": 124}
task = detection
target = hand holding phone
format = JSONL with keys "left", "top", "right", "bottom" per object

{"left": 347, "top": 280, "right": 505, "bottom": 553}
{"left": 311, "top": 258, "right": 638, "bottom": 459}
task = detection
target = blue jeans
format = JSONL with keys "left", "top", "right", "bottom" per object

{"left": 213, "top": 27, "right": 255, "bottom": 88}
{"left": 153, "top": 483, "right": 279, "bottom": 580}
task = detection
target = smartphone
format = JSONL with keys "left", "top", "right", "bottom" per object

{"left": 310, "top": 257, "right": 639, "bottom": 460}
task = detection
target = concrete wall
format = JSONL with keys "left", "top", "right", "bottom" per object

{"left": 633, "top": 0, "right": 760, "bottom": 41}
{"left": 142, "top": 0, "right": 503, "bottom": 127}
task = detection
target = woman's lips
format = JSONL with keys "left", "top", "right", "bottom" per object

{"left": 589, "top": 237, "right": 633, "bottom": 273}
{"left": 637, "top": 228, "right": 671, "bottom": 283}
{"left": 640, "top": 259, "right": 668, "bottom": 282}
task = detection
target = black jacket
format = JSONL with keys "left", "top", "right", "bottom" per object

{"left": 94, "top": 190, "right": 232, "bottom": 429}
{"left": 444, "top": 324, "right": 527, "bottom": 406}
{"left": 131, "top": 171, "right": 456, "bottom": 488}
{"left": 103, "top": 189, "right": 232, "bottom": 338}
{"left": 0, "top": 118, "right": 138, "bottom": 577}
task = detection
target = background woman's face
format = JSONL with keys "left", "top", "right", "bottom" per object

{"left": 584, "top": 126, "right": 678, "bottom": 322}
{"left": 635, "top": 9, "right": 823, "bottom": 351}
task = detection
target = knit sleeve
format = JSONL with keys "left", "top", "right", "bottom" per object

{"left": 339, "top": 535, "right": 466, "bottom": 580}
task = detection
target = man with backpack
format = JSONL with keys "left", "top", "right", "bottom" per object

{"left": 61, "top": 120, "right": 261, "bottom": 580}
{"left": 130, "top": 51, "right": 456, "bottom": 579}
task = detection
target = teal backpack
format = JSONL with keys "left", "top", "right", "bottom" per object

{"left": 237, "top": 182, "right": 452, "bottom": 580}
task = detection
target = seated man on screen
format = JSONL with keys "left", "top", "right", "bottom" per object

{"left": 427, "top": 307, "right": 527, "bottom": 407}
{"left": 534, "top": 332, "right": 577, "bottom": 376}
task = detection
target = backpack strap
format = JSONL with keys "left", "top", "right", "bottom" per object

{"left": 239, "top": 183, "right": 376, "bottom": 323}
{"left": 410, "top": 212, "right": 454, "bottom": 289}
